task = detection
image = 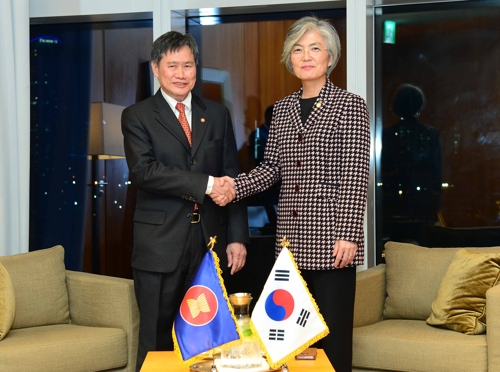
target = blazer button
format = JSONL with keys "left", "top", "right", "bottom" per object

{"left": 187, "top": 213, "right": 192, "bottom": 219}
{"left": 298, "top": 134, "right": 303, "bottom": 142}
{"left": 293, "top": 210, "right": 298, "bottom": 217}
{"left": 295, "top": 185, "right": 300, "bottom": 192}
{"left": 191, "top": 159, "right": 197, "bottom": 165}
{"left": 296, "top": 160, "right": 301, "bottom": 167}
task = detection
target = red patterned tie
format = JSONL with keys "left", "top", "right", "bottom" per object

{"left": 175, "top": 103, "right": 192, "bottom": 147}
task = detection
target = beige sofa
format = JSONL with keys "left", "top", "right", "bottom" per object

{"left": 0, "top": 246, "right": 139, "bottom": 372}
{"left": 352, "top": 242, "right": 500, "bottom": 372}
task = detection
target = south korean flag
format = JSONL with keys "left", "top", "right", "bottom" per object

{"left": 250, "top": 241, "right": 329, "bottom": 369}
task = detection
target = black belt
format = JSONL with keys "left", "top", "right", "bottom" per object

{"left": 191, "top": 210, "right": 201, "bottom": 224}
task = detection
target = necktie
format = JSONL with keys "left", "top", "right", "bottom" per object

{"left": 176, "top": 103, "right": 192, "bottom": 147}
{"left": 176, "top": 102, "right": 198, "bottom": 212}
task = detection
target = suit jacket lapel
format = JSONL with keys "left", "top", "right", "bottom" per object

{"left": 303, "top": 80, "right": 340, "bottom": 131}
{"left": 312, "top": 80, "right": 341, "bottom": 130}
{"left": 191, "top": 95, "right": 208, "bottom": 157}
{"left": 153, "top": 90, "right": 191, "bottom": 152}
{"left": 290, "top": 90, "right": 305, "bottom": 134}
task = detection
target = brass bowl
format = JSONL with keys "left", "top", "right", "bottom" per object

{"left": 229, "top": 292, "right": 253, "bottom": 306}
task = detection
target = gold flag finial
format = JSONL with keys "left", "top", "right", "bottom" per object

{"left": 207, "top": 236, "right": 217, "bottom": 250}
{"left": 280, "top": 236, "right": 290, "bottom": 248}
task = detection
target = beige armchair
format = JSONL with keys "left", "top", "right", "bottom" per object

{"left": 352, "top": 242, "right": 500, "bottom": 372}
{"left": 0, "top": 246, "right": 139, "bottom": 372}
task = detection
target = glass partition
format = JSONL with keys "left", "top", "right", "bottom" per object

{"left": 375, "top": 1, "right": 500, "bottom": 262}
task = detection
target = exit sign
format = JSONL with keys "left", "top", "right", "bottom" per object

{"left": 384, "top": 20, "right": 396, "bottom": 44}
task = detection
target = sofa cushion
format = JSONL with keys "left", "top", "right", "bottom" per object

{"left": 0, "top": 324, "right": 127, "bottom": 372}
{"left": 353, "top": 319, "right": 487, "bottom": 372}
{"left": 0, "top": 246, "right": 70, "bottom": 329}
{"left": 0, "top": 261, "right": 15, "bottom": 341}
{"left": 383, "top": 242, "right": 500, "bottom": 320}
{"left": 426, "top": 249, "right": 500, "bottom": 334}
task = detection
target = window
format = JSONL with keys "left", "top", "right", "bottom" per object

{"left": 375, "top": 1, "right": 500, "bottom": 262}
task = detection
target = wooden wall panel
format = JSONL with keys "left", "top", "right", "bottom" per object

{"left": 201, "top": 24, "right": 247, "bottom": 151}
{"left": 258, "top": 21, "right": 301, "bottom": 119}
{"left": 329, "top": 17, "right": 347, "bottom": 90}
{"left": 244, "top": 22, "right": 260, "bottom": 130}
{"left": 242, "top": 22, "right": 261, "bottom": 173}
{"left": 103, "top": 27, "right": 152, "bottom": 107}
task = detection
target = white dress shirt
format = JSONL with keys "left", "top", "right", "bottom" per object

{"left": 160, "top": 90, "right": 214, "bottom": 194}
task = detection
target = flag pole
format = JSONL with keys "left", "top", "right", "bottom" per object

{"left": 207, "top": 236, "right": 219, "bottom": 372}
{"left": 278, "top": 238, "right": 291, "bottom": 372}
{"left": 210, "top": 352, "right": 218, "bottom": 372}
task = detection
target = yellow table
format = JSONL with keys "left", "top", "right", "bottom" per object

{"left": 141, "top": 349, "right": 335, "bottom": 371}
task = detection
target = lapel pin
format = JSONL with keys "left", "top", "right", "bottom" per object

{"left": 316, "top": 101, "right": 322, "bottom": 108}
{"left": 201, "top": 118, "right": 206, "bottom": 123}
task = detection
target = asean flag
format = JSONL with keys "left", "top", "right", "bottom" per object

{"left": 173, "top": 250, "right": 241, "bottom": 365}
{"left": 250, "top": 246, "right": 329, "bottom": 369}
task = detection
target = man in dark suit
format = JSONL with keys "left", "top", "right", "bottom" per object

{"left": 121, "top": 31, "right": 249, "bottom": 371}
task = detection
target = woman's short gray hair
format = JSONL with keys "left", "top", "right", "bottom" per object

{"left": 281, "top": 16, "right": 341, "bottom": 77}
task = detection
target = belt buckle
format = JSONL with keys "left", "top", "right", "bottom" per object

{"left": 191, "top": 211, "right": 201, "bottom": 224}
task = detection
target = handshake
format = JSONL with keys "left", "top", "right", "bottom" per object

{"left": 211, "top": 176, "right": 236, "bottom": 207}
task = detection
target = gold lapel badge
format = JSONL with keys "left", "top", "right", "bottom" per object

{"left": 316, "top": 101, "right": 322, "bottom": 108}
{"left": 201, "top": 118, "right": 206, "bottom": 123}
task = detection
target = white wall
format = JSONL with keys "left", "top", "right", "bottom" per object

{"left": 29, "top": 0, "right": 153, "bottom": 18}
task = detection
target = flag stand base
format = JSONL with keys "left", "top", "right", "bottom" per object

{"left": 210, "top": 363, "right": 218, "bottom": 372}
{"left": 281, "top": 363, "right": 289, "bottom": 372}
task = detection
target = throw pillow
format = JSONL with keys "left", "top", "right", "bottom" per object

{"left": 426, "top": 249, "right": 500, "bottom": 334}
{"left": 383, "top": 242, "right": 461, "bottom": 320}
{"left": 383, "top": 242, "right": 500, "bottom": 321}
{"left": 0, "top": 246, "right": 70, "bottom": 329}
{"left": 0, "top": 261, "right": 15, "bottom": 340}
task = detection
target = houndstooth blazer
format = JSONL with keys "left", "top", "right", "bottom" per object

{"left": 234, "top": 80, "right": 370, "bottom": 270}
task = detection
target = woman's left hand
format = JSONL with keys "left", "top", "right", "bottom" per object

{"left": 333, "top": 240, "right": 358, "bottom": 268}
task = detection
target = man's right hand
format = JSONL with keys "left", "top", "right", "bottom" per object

{"left": 211, "top": 176, "right": 235, "bottom": 206}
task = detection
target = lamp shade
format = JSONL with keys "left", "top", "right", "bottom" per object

{"left": 89, "top": 102, "right": 125, "bottom": 156}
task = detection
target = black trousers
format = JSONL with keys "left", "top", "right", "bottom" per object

{"left": 133, "top": 223, "right": 206, "bottom": 372}
{"left": 301, "top": 267, "right": 357, "bottom": 372}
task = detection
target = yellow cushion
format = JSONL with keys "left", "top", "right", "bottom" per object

{"left": 0, "top": 261, "right": 15, "bottom": 340}
{"left": 426, "top": 249, "right": 500, "bottom": 334}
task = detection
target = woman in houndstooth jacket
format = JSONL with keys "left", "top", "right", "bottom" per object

{"left": 212, "top": 16, "right": 370, "bottom": 371}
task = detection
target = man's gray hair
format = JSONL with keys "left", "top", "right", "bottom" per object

{"left": 151, "top": 31, "right": 199, "bottom": 65}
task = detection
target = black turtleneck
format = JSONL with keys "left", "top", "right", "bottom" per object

{"left": 299, "top": 96, "right": 318, "bottom": 124}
